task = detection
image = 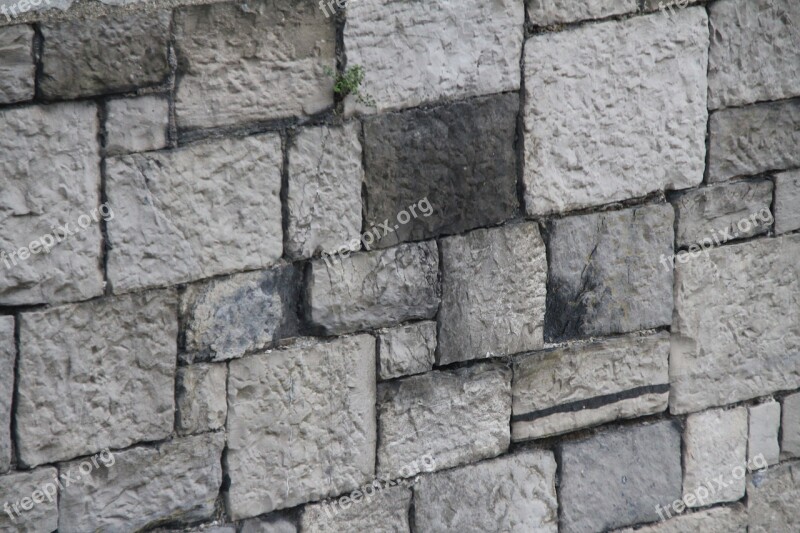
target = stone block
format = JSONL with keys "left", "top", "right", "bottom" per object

{"left": 528, "top": 0, "right": 638, "bottom": 25}
{"left": 106, "top": 95, "right": 170, "bottom": 155}
{"left": 613, "top": 505, "right": 746, "bottom": 533}
{"left": 782, "top": 392, "right": 800, "bottom": 459}
{"left": 775, "top": 170, "right": 800, "bottom": 235}
{"left": 176, "top": 363, "right": 227, "bottom": 436}
{"left": 0, "top": 317, "right": 12, "bottom": 474}
{"left": 748, "top": 401, "right": 781, "bottom": 467}
{"left": 377, "top": 321, "right": 436, "bottom": 380}
{"left": 241, "top": 515, "right": 297, "bottom": 533}
{"left": 0, "top": 25, "right": 34, "bottom": 104}
{"left": 301, "top": 485, "right": 411, "bottom": 533}
{"left": 0, "top": 467, "right": 58, "bottom": 533}
{"left": 747, "top": 462, "right": 800, "bottom": 533}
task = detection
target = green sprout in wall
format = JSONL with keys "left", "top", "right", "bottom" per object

{"left": 324, "top": 65, "right": 376, "bottom": 108}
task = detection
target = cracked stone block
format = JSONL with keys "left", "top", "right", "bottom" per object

{"left": 414, "top": 450, "right": 557, "bottom": 533}
{"left": 613, "top": 505, "right": 746, "bottom": 533}
{"left": 0, "top": 102, "right": 102, "bottom": 306}
{"left": 363, "top": 93, "right": 519, "bottom": 248}
{"left": 344, "top": 0, "right": 522, "bottom": 113}
{"left": 512, "top": 332, "right": 669, "bottom": 441}
{"left": 545, "top": 203, "right": 674, "bottom": 342}
{"left": 176, "top": 363, "right": 227, "bottom": 436}
{"left": 377, "top": 321, "right": 436, "bottom": 380}
{"left": 670, "top": 234, "right": 800, "bottom": 414}
{"left": 708, "top": 99, "right": 800, "bottom": 182}
{"left": 782, "top": 392, "right": 800, "bottom": 459}
{"left": 16, "top": 290, "right": 177, "bottom": 467}
{"left": 749, "top": 401, "right": 781, "bottom": 467}
{"left": 775, "top": 170, "right": 800, "bottom": 235}
{"left": 241, "top": 515, "right": 297, "bottom": 533}
{"left": 708, "top": 0, "right": 800, "bottom": 110}
{"left": 0, "top": 317, "right": 12, "bottom": 474}
{"left": 174, "top": 0, "right": 334, "bottom": 130}
{"left": 747, "top": 462, "right": 800, "bottom": 533}
{"left": 226, "top": 335, "right": 376, "bottom": 519}
{"left": 528, "top": 0, "right": 637, "bottom": 25}
{"left": 523, "top": 8, "right": 708, "bottom": 215}
{"left": 106, "top": 95, "right": 170, "bottom": 155}
{"left": 307, "top": 241, "right": 439, "bottom": 335}
{"left": 0, "top": 467, "right": 58, "bottom": 533}
{"left": 0, "top": 25, "right": 34, "bottom": 104}
{"left": 559, "top": 420, "right": 682, "bottom": 533}
{"left": 40, "top": 11, "right": 171, "bottom": 99}
{"left": 59, "top": 433, "right": 225, "bottom": 532}
{"left": 301, "top": 485, "right": 411, "bottom": 533}
{"left": 286, "top": 122, "right": 363, "bottom": 260}
{"left": 438, "top": 222, "right": 546, "bottom": 364}
{"left": 180, "top": 265, "right": 302, "bottom": 363}
{"left": 377, "top": 362, "right": 511, "bottom": 479}
{"left": 106, "top": 134, "right": 283, "bottom": 293}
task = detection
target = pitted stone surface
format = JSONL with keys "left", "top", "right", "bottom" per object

{"left": 174, "top": 0, "right": 334, "bottom": 129}
{"left": 0, "top": 467, "right": 58, "bottom": 533}
{"left": 241, "top": 516, "right": 297, "bottom": 533}
{"left": 749, "top": 401, "right": 781, "bottom": 467}
{"left": 106, "top": 134, "right": 283, "bottom": 293}
{"left": 747, "top": 462, "right": 800, "bottom": 533}
{"left": 0, "top": 317, "right": 12, "bottom": 474}
{"left": 176, "top": 363, "right": 227, "bottom": 435}
{"left": 0, "top": 25, "right": 34, "bottom": 104}
{"left": 528, "top": 0, "right": 637, "bottom": 25}
{"left": 106, "top": 95, "right": 170, "bottom": 155}
{"left": 301, "top": 485, "right": 411, "bottom": 533}
{"left": 775, "top": 170, "right": 800, "bottom": 235}
{"left": 523, "top": 8, "right": 708, "bottom": 215}
{"left": 782, "top": 392, "right": 800, "bottom": 459}
{"left": 613, "top": 506, "right": 746, "bottom": 533}
{"left": 438, "top": 222, "right": 546, "bottom": 364}
{"left": 226, "top": 335, "right": 376, "bottom": 519}
{"left": 16, "top": 291, "right": 177, "bottom": 467}
{"left": 670, "top": 234, "right": 800, "bottom": 414}
{"left": 377, "top": 321, "right": 436, "bottom": 380}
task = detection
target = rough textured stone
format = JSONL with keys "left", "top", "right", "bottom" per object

{"left": 59, "top": 433, "right": 225, "bottom": 532}
{"left": 0, "top": 317, "right": 12, "bottom": 474}
{"left": 524, "top": 8, "right": 708, "bottom": 215}
{"left": 17, "top": 291, "right": 176, "bottom": 467}
{"left": 0, "top": 25, "right": 34, "bottom": 104}
{"left": 775, "top": 170, "right": 800, "bottom": 235}
{"left": 0, "top": 467, "right": 58, "bottom": 533}
{"left": 106, "top": 95, "right": 170, "bottom": 155}
{"left": 287, "top": 123, "right": 363, "bottom": 260}
{"left": 363, "top": 94, "right": 519, "bottom": 248}
{"left": 241, "top": 515, "right": 297, "bottom": 533}
{"left": 180, "top": 265, "right": 302, "bottom": 363}
{"left": 174, "top": 0, "right": 334, "bottom": 130}
{"left": 0, "top": 102, "right": 102, "bottom": 306}
{"left": 177, "top": 363, "right": 227, "bottom": 436}
{"left": 377, "top": 321, "right": 436, "bottom": 380}
{"left": 671, "top": 234, "right": 800, "bottom": 414}
{"left": 301, "top": 485, "right": 411, "bottom": 533}
{"left": 438, "top": 223, "right": 546, "bottom": 364}
{"left": 671, "top": 179, "right": 773, "bottom": 247}
{"left": 414, "top": 450, "right": 557, "bottom": 533}
{"left": 377, "top": 362, "right": 511, "bottom": 479}
{"left": 512, "top": 333, "right": 669, "bottom": 441}
{"left": 528, "top": 0, "right": 637, "bottom": 25}
{"left": 226, "top": 335, "right": 376, "bottom": 519}
{"left": 559, "top": 420, "right": 682, "bottom": 533}
{"left": 546, "top": 203, "right": 674, "bottom": 341}
{"left": 106, "top": 134, "right": 283, "bottom": 293}
{"left": 40, "top": 11, "right": 171, "bottom": 98}
{"left": 613, "top": 505, "right": 746, "bottom": 533}
{"left": 344, "top": 0, "right": 522, "bottom": 113}
{"left": 749, "top": 401, "right": 781, "bottom": 467}
{"left": 708, "top": 99, "right": 800, "bottom": 182}
{"left": 747, "top": 462, "right": 800, "bottom": 533}
{"left": 782, "top": 392, "right": 800, "bottom": 459}
{"left": 708, "top": 0, "right": 800, "bottom": 109}
{"left": 307, "top": 241, "right": 439, "bottom": 335}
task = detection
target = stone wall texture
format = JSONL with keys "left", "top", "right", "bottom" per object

{"left": 0, "top": 0, "right": 797, "bottom": 531}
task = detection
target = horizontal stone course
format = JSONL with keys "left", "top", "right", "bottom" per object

{"left": 0, "top": 467, "right": 58, "bottom": 533}
{"left": 0, "top": 25, "right": 34, "bottom": 104}
{"left": 528, "top": 0, "right": 637, "bottom": 25}
{"left": 0, "top": 317, "right": 12, "bottom": 474}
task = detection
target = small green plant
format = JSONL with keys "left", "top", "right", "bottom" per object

{"left": 323, "top": 65, "right": 376, "bottom": 108}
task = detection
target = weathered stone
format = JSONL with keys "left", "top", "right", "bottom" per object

{"left": 438, "top": 223, "right": 546, "bottom": 364}
{"left": 513, "top": 333, "right": 669, "bottom": 441}
{"left": 226, "top": 335, "right": 376, "bottom": 519}
{"left": 0, "top": 25, "right": 34, "bottom": 104}
{"left": 241, "top": 515, "right": 297, "bottom": 533}
{"left": 545, "top": 203, "right": 674, "bottom": 341}
{"left": 17, "top": 291, "right": 176, "bottom": 467}
{"left": 524, "top": 8, "right": 708, "bottom": 215}
{"left": 708, "top": 99, "right": 800, "bottom": 182}
{"left": 180, "top": 265, "right": 302, "bottom": 363}
{"left": 363, "top": 94, "right": 519, "bottom": 248}
{"left": 0, "top": 467, "right": 58, "bottom": 533}
{"left": 344, "top": 0, "right": 522, "bottom": 113}
{"left": 106, "top": 95, "right": 170, "bottom": 155}
{"left": 377, "top": 362, "right": 511, "bottom": 479}
{"left": 106, "top": 134, "right": 283, "bottom": 293}
{"left": 670, "top": 234, "right": 800, "bottom": 414}
{"left": 40, "top": 11, "right": 171, "bottom": 99}
{"left": 528, "top": 0, "right": 637, "bottom": 25}
{"left": 59, "top": 433, "right": 225, "bottom": 532}
{"left": 0, "top": 102, "right": 102, "bottom": 306}
{"left": 377, "top": 321, "right": 436, "bottom": 380}
{"left": 782, "top": 392, "right": 800, "bottom": 459}
{"left": 414, "top": 450, "right": 557, "bottom": 532}
{"left": 749, "top": 401, "right": 781, "bottom": 467}
{"left": 747, "top": 462, "right": 800, "bottom": 533}
{"left": 286, "top": 123, "right": 363, "bottom": 260}
{"left": 0, "top": 317, "right": 12, "bottom": 474}
{"left": 559, "top": 420, "right": 682, "bottom": 533}
{"left": 307, "top": 241, "right": 439, "bottom": 335}
{"left": 174, "top": 0, "right": 334, "bottom": 130}
{"left": 177, "top": 363, "right": 227, "bottom": 436}
{"left": 613, "top": 505, "right": 747, "bottom": 533}
{"left": 301, "top": 485, "right": 411, "bottom": 533}
{"left": 775, "top": 170, "right": 800, "bottom": 235}
{"left": 671, "top": 179, "right": 773, "bottom": 247}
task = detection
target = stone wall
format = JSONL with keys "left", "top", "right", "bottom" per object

{"left": 0, "top": 0, "right": 798, "bottom": 531}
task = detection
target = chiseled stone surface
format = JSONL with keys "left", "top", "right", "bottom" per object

{"left": 226, "top": 335, "right": 376, "bottom": 519}
{"left": 670, "top": 234, "right": 800, "bottom": 414}
{"left": 528, "top": 0, "right": 637, "bottom": 25}
{"left": 180, "top": 265, "right": 302, "bottom": 363}
{"left": 708, "top": 0, "right": 800, "bottom": 110}
{"left": 0, "top": 317, "right": 12, "bottom": 474}
{"left": 376, "top": 362, "right": 511, "bottom": 479}
{"left": 344, "top": 0, "right": 522, "bottom": 113}
{"left": 241, "top": 515, "right": 297, "bottom": 533}
{"left": 524, "top": 8, "right": 708, "bottom": 215}
{"left": 438, "top": 223, "right": 546, "bottom": 364}
{"left": 559, "top": 420, "right": 682, "bottom": 533}
{"left": 363, "top": 94, "right": 519, "bottom": 248}
{"left": 301, "top": 485, "right": 411, "bottom": 533}
{"left": 287, "top": 123, "right": 363, "bottom": 260}
{"left": 176, "top": 363, "right": 228, "bottom": 436}
{"left": 748, "top": 401, "right": 781, "bottom": 467}
{"left": 512, "top": 333, "right": 669, "bottom": 441}
{"left": 782, "top": 392, "right": 800, "bottom": 459}
{"left": 106, "top": 95, "right": 170, "bottom": 155}
{"left": 0, "top": 102, "right": 102, "bottom": 306}
{"left": 16, "top": 291, "right": 177, "bottom": 467}
{"left": 613, "top": 505, "right": 746, "bottom": 533}
{"left": 59, "top": 433, "right": 225, "bottom": 532}
{"left": 0, "top": 467, "right": 58, "bottom": 533}
{"left": 0, "top": 25, "right": 34, "bottom": 104}
{"left": 307, "top": 241, "right": 440, "bottom": 335}
{"left": 174, "top": 0, "right": 334, "bottom": 129}
{"left": 775, "top": 170, "right": 800, "bottom": 235}
{"left": 414, "top": 450, "right": 557, "bottom": 533}
{"left": 40, "top": 11, "right": 171, "bottom": 99}
{"left": 747, "top": 461, "right": 800, "bottom": 533}
{"left": 545, "top": 203, "right": 674, "bottom": 341}
{"left": 377, "top": 321, "right": 436, "bottom": 380}
{"left": 106, "top": 134, "right": 283, "bottom": 293}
